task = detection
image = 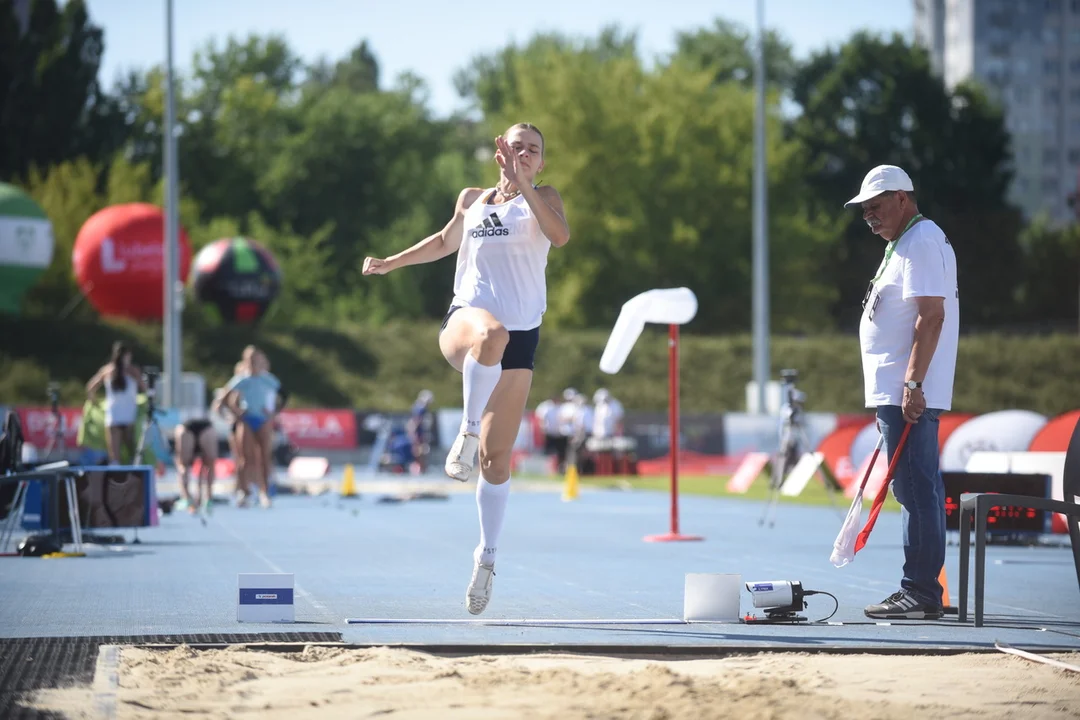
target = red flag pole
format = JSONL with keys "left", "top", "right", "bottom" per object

{"left": 854, "top": 422, "right": 912, "bottom": 553}
{"left": 644, "top": 324, "right": 703, "bottom": 542}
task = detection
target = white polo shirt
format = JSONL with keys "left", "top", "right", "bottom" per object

{"left": 859, "top": 218, "right": 959, "bottom": 410}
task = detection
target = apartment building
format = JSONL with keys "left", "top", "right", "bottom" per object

{"left": 915, "top": 0, "right": 1080, "bottom": 223}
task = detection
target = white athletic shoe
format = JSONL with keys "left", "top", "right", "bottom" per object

{"left": 466, "top": 560, "right": 495, "bottom": 615}
{"left": 444, "top": 431, "right": 480, "bottom": 482}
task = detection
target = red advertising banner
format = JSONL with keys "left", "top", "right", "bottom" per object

{"left": 16, "top": 406, "right": 83, "bottom": 449}
{"left": 277, "top": 409, "right": 357, "bottom": 450}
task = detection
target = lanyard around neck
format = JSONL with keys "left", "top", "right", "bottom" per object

{"left": 871, "top": 214, "right": 924, "bottom": 285}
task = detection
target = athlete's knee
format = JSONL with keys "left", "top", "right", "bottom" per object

{"left": 472, "top": 323, "right": 509, "bottom": 363}
{"left": 478, "top": 448, "right": 512, "bottom": 483}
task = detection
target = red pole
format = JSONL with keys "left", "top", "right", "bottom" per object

{"left": 643, "top": 323, "right": 702, "bottom": 542}
{"left": 669, "top": 323, "right": 680, "bottom": 535}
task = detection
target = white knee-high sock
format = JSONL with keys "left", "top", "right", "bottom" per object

{"left": 462, "top": 353, "right": 501, "bottom": 435}
{"left": 475, "top": 474, "right": 510, "bottom": 566}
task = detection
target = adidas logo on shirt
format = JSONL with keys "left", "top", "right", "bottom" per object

{"left": 469, "top": 213, "right": 510, "bottom": 239}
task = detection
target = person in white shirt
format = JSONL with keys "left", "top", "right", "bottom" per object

{"left": 555, "top": 387, "right": 578, "bottom": 438}
{"left": 533, "top": 391, "right": 563, "bottom": 471}
{"left": 86, "top": 341, "right": 146, "bottom": 464}
{"left": 847, "top": 165, "right": 959, "bottom": 621}
{"left": 569, "top": 391, "right": 594, "bottom": 455}
{"left": 591, "top": 388, "right": 624, "bottom": 439}
{"left": 362, "top": 123, "right": 570, "bottom": 616}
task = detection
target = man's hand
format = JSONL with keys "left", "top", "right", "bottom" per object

{"left": 362, "top": 257, "right": 392, "bottom": 275}
{"left": 902, "top": 387, "right": 926, "bottom": 423}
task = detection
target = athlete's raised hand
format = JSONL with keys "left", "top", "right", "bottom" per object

{"left": 362, "top": 256, "right": 392, "bottom": 275}
{"left": 494, "top": 135, "right": 523, "bottom": 188}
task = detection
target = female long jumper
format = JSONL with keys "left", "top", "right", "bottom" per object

{"left": 363, "top": 123, "right": 570, "bottom": 615}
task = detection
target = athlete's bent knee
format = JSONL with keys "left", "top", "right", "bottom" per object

{"left": 478, "top": 449, "right": 512, "bottom": 484}
{"left": 473, "top": 324, "right": 510, "bottom": 365}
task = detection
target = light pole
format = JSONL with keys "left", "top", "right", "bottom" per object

{"left": 163, "top": 0, "right": 182, "bottom": 408}
{"left": 752, "top": 0, "right": 770, "bottom": 413}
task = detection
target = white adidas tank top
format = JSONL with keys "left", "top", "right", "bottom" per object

{"left": 451, "top": 188, "right": 551, "bottom": 331}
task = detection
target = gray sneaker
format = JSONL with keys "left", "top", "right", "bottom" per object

{"left": 865, "top": 591, "right": 944, "bottom": 620}
{"left": 445, "top": 432, "right": 480, "bottom": 482}
{"left": 465, "top": 560, "right": 495, "bottom": 615}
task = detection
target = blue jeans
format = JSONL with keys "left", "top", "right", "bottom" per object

{"left": 876, "top": 405, "right": 945, "bottom": 608}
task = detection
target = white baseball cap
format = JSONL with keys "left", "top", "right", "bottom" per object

{"left": 844, "top": 165, "right": 915, "bottom": 207}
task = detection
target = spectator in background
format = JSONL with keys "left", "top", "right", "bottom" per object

{"left": 222, "top": 346, "right": 282, "bottom": 509}
{"left": 591, "top": 388, "right": 625, "bottom": 439}
{"left": 555, "top": 388, "right": 579, "bottom": 472}
{"left": 213, "top": 361, "right": 250, "bottom": 506}
{"left": 85, "top": 341, "right": 146, "bottom": 464}
{"left": 407, "top": 389, "right": 436, "bottom": 473}
{"left": 569, "top": 392, "right": 594, "bottom": 470}
{"left": 533, "top": 391, "right": 562, "bottom": 472}
{"left": 173, "top": 416, "right": 218, "bottom": 516}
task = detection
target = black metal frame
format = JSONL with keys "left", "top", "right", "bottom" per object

{"left": 957, "top": 418, "right": 1080, "bottom": 627}
{"left": 0, "top": 467, "right": 70, "bottom": 549}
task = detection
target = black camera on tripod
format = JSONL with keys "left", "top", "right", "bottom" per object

{"left": 779, "top": 369, "right": 805, "bottom": 413}
{"left": 46, "top": 382, "right": 61, "bottom": 411}
{"left": 142, "top": 367, "right": 160, "bottom": 396}
{"left": 142, "top": 367, "right": 161, "bottom": 417}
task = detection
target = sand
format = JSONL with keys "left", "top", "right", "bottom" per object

{"left": 27, "top": 644, "right": 1080, "bottom": 720}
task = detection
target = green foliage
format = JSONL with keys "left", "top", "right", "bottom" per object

{"left": 0, "top": 0, "right": 121, "bottom": 182}
{"left": 1014, "top": 217, "right": 1080, "bottom": 327}
{"left": 790, "top": 33, "right": 1023, "bottom": 329}
{"left": 478, "top": 40, "right": 838, "bottom": 331}
{"left": 669, "top": 18, "right": 796, "bottom": 89}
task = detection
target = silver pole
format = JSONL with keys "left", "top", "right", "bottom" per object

{"left": 752, "top": 0, "right": 770, "bottom": 414}
{"left": 163, "top": 0, "right": 182, "bottom": 409}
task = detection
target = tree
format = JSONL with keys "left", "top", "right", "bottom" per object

{"left": 0, "top": 0, "right": 120, "bottom": 182}
{"left": 453, "top": 26, "right": 638, "bottom": 117}
{"left": 480, "top": 40, "right": 837, "bottom": 332}
{"left": 790, "top": 32, "right": 1023, "bottom": 329}
{"left": 1014, "top": 216, "right": 1080, "bottom": 331}
{"left": 668, "top": 18, "right": 796, "bottom": 89}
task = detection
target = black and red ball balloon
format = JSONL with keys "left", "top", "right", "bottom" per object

{"left": 190, "top": 237, "right": 282, "bottom": 324}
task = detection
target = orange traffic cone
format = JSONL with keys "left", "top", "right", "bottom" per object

{"left": 939, "top": 565, "right": 951, "bottom": 608}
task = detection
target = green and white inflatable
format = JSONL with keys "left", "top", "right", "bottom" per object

{"left": 0, "top": 183, "right": 54, "bottom": 314}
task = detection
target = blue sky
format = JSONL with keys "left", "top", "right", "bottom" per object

{"left": 84, "top": 0, "right": 913, "bottom": 118}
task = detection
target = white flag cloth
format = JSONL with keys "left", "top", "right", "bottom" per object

{"left": 830, "top": 434, "right": 884, "bottom": 568}
{"left": 830, "top": 489, "right": 865, "bottom": 568}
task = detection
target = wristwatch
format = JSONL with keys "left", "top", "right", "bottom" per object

{"left": 904, "top": 380, "right": 922, "bottom": 390}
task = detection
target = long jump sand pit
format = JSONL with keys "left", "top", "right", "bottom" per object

{"left": 31, "top": 644, "right": 1080, "bottom": 719}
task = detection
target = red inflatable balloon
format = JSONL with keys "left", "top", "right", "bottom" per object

{"left": 72, "top": 203, "right": 192, "bottom": 320}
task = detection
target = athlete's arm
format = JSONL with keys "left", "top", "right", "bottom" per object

{"left": 223, "top": 389, "right": 245, "bottom": 419}
{"left": 85, "top": 366, "right": 107, "bottom": 397}
{"left": 520, "top": 185, "right": 570, "bottom": 247}
{"left": 362, "top": 188, "right": 483, "bottom": 275}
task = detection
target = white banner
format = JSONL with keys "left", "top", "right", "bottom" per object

{"left": 940, "top": 409, "right": 1048, "bottom": 472}
{"left": 0, "top": 216, "right": 54, "bottom": 267}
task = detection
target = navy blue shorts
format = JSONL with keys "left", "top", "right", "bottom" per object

{"left": 440, "top": 305, "right": 540, "bottom": 371}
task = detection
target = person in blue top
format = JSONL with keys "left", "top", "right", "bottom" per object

{"left": 223, "top": 346, "right": 284, "bottom": 508}
{"left": 407, "top": 389, "right": 436, "bottom": 473}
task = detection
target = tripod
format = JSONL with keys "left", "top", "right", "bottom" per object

{"left": 129, "top": 375, "right": 169, "bottom": 543}
{"left": 42, "top": 385, "right": 66, "bottom": 464}
{"left": 133, "top": 388, "right": 165, "bottom": 466}
{"left": 759, "top": 376, "right": 840, "bottom": 528}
